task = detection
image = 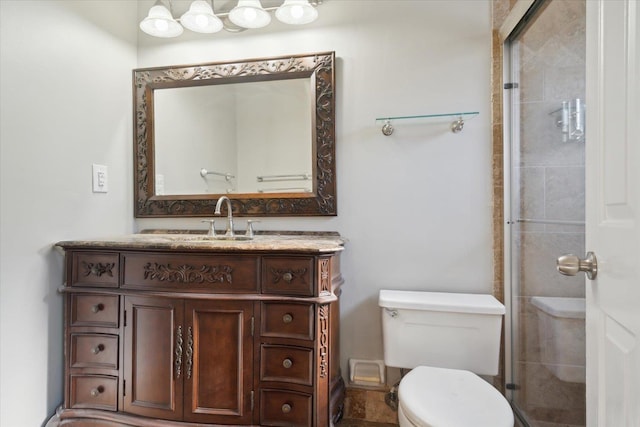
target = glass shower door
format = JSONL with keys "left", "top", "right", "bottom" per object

{"left": 505, "top": 1, "right": 586, "bottom": 426}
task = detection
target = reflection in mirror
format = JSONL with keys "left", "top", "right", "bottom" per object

{"left": 133, "top": 52, "right": 336, "bottom": 217}
{"left": 154, "top": 79, "right": 312, "bottom": 195}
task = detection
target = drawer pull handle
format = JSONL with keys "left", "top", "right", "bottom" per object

{"left": 90, "top": 386, "right": 105, "bottom": 397}
{"left": 92, "top": 344, "right": 105, "bottom": 354}
{"left": 91, "top": 303, "right": 104, "bottom": 313}
{"left": 282, "top": 313, "right": 293, "bottom": 323}
{"left": 282, "top": 272, "right": 293, "bottom": 283}
{"left": 281, "top": 403, "right": 292, "bottom": 414}
{"left": 282, "top": 358, "right": 293, "bottom": 369}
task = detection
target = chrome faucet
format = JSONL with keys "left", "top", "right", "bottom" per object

{"left": 214, "top": 196, "right": 234, "bottom": 236}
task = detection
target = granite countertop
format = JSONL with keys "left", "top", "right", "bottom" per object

{"left": 55, "top": 230, "right": 346, "bottom": 254}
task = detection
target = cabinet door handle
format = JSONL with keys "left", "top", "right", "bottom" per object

{"left": 281, "top": 403, "right": 292, "bottom": 414}
{"left": 91, "top": 303, "right": 104, "bottom": 313}
{"left": 91, "top": 344, "right": 105, "bottom": 354}
{"left": 186, "top": 326, "right": 193, "bottom": 380}
{"left": 175, "top": 326, "right": 183, "bottom": 379}
{"left": 282, "top": 358, "right": 293, "bottom": 369}
{"left": 282, "top": 313, "right": 293, "bottom": 324}
{"left": 282, "top": 272, "right": 293, "bottom": 283}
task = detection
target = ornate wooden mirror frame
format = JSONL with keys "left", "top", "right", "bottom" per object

{"left": 133, "top": 51, "right": 336, "bottom": 217}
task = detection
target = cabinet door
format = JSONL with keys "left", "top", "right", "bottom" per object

{"left": 123, "top": 296, "right": 184, "bottom": 421}
{"left": 183, "top": 300, "right": 254, "bottom": 425}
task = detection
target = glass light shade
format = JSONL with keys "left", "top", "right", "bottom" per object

{"left": 180, "top": 0, "right": 223, "bottom": 33}
{"left": 275, "top": 0, "right": 318, "bottom": 25}
{"left": 228, "top": 0, "right": 271, "bottom": 29}
{"left": 140, "top": 1, "right": 183, "bottom": 38}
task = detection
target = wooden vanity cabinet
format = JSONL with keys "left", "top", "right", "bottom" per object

{"left": 56, "top": 242, "right": 345, "bottom": 427}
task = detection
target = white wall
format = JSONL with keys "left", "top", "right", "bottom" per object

{"left": 0, "top": 2, "right": 492, "bottom": 424}
{"left": 136, "top": 0, "right": 493, "bottom": 380}
{"left": 0, "top": 2, "right": 137, "bottom": 426}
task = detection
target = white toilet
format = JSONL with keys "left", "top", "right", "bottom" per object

{"left": 379, "top": 290, "right": 514, "bottom": 427}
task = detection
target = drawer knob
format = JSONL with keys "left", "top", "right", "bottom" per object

{"left": 91, "top": 303, "right": 104, "bottom": 313}
{"left": 282, "top": 313, "right": 293, "bottom": 324}
{"left": 281, "top": 403, "right": 292, "bottom": 414}
{"left": 282, "top": 272, "right": 293, "bottom": 283}
{"left": 90, "top": 386, "right": 105, "bottom": 397}
{"left": 282, "top": 358, "right": 293, "bottom": 369}
{"left": 92, "top": 344, "right": 105, "bottom": 355}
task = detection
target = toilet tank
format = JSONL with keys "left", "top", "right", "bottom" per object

{"left": 379, "top": 290, "right": 505, "bottom": 376}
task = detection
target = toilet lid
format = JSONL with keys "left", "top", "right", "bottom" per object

{"left": 398, "top": 366, "right": 514, "bottom": 427}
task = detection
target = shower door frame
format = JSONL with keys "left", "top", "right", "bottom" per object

{"left": 502, "top": 22, "right": 517, "bottom": 414}
{"left": 501, "top": 0, "right": 539, "bottom": 397}
{"left": 502, "top": 27, "right": 524, "bottom": 425}
{"left": 501, "top": 0, "right": 554, "bottom": 424}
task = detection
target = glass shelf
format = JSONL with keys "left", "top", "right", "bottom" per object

{"left": 375, "top": 111, "right": 479, "bottom": 135}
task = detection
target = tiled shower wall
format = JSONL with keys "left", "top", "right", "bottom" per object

{"left": 492, "top": 1, "right": 586, "bottom": 426}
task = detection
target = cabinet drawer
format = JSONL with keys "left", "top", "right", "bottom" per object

{"left": 70, "top": 334, "right": 118, "bottom": 370}
{"left": 261, "top": 302, "right": 314, "bottom": 340}
{"left": 262, "top": 257, "right": 314, "bottom": 296}
{"left": 69, "top": 375, "right": 118, "bottom": 411}
{"left": 260, "top": 389, "right": 312, "bottom": 427}
{"left": 122, "top": 253, "right": 259, "bottom": 292}
{"left": 260, "top": 345, "right": 313, "bottom": 385}
{"left": 70, "top": 294, "right": 119, "bottom": 328}
{"left": 71, "top": 252, "right": 119, "bottom": 288}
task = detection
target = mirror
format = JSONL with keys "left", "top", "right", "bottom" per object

{"left": 154, "top": 79, "right": 312, "bottom": 195}
{"left": 133, "top": 51, "right": 336, "bottom": 217}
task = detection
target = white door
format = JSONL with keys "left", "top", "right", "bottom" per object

{"left": 582, "top": 1, "right": 640, "bottom": 425}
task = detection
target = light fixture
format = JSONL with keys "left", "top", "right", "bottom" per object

{"left": 275, "top": 0, "right": 318, "bottom": 25}
{"left": 139, "top": 0, "right": 321, "bottom": 38}
{"left": 229, "top": 0, "right": 271, "bottom": 29}
{"left": 180, "top": 0, "right": 223, "bottom": 33}
{"left": 139, "top": 0, "right": 183, "bottom": 38}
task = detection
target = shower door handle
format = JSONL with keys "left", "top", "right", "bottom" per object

{"left": 557, "top": 252, "right": 598, "bottom": 280}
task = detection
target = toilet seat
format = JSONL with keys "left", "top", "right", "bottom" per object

{"left": 398, "top": 366, "right": 514, "bottom": 427}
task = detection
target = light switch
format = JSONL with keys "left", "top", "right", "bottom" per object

{"left": 92, "top": 164, "right": 108, "bottom": 193}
